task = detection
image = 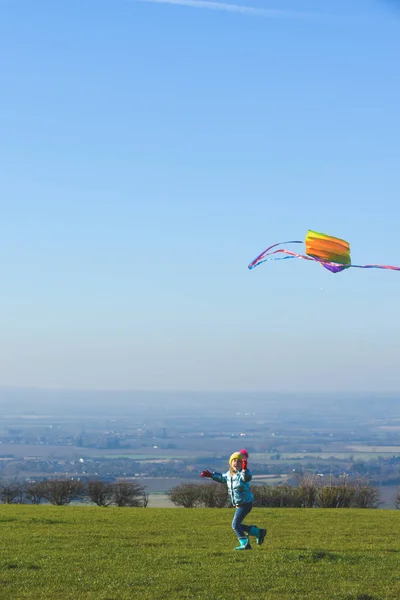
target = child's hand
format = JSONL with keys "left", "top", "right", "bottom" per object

{"left": 200, "top": 470, "right": 212, "bottom": 478}
{"left": 241, "top": 459, "right": 247, "bottom": 471}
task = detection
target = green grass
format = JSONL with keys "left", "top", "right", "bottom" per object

{"left": 0, "top": 506, "right": 399, "bottom": 599}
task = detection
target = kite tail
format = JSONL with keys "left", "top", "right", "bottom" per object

{"left": 248, "top": 231, "right": 400, "bottom": 274}
{"left": 247, "top": 240, "right": 303, "bottom": 270}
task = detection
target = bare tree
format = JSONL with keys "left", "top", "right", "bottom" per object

{"left": 167, "top": 484, "right": 201, "bottom": 508}
{"left": 0, "top": 482, "right": 23, "bottom": 504}
{"left": 24, "top": 481, "right": 48, "bottom": 504}
{"left": 40, "top": 479, "right": 86, "bottom": 506}
{"left": 297, "top": 474, "right": 319, "bottom": 508}
{"left": 351, "top": 477, "right": 380, "bottom": 509}
{"left": 87, "top": 480, "right": 114, "bottom": 507}
{"left": 110, "top": 481, "right": 147, "bottom": 507}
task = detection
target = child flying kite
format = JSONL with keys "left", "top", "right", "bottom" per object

{"left": 200, "top": 449, "right": 266, "bottom": 550}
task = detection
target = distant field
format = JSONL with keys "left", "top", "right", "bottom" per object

{"left": 148, "top": 493, "right": 175, "bottom": 507}
{"left": 94, "top": 448, "right": 213, "bottom": 458}
{"left": 379, "top": 426, "right": 400, "bottom": 431}
{"left": 137, "top": 478, "right": 199, "bottom": 493}
{"left": 251, "top": 474, "right": 289, "bottom": 485}
{"left": 0, "top": 505, "right": 399, "bottom": 599}
{"left": 0, "top": 443, "right": 81, "bottom": 459}
{"left": 2, "top": 443, "right": 398, "bottom": 462}
{"left": 348, "top": 445, "right": 400, "bottom": 454}
{"left": 251, "top": 452, "right": 357, "bottom": 461}
{"left": 102, "top": 454, "right": 190, "bottom": 460}
{"left": 0, "top": 444, "right": 215, "bottom": 460}
{"left": 261, "top": 452, "right": 400, "bottom": 460}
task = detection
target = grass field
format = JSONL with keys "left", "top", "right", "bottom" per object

{"left": 1, "top": 505, "right": 399, "bottom": 599}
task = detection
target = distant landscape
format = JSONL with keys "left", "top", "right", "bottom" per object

{"left": 0, "top": 388, "right": 399, "bottom": 508}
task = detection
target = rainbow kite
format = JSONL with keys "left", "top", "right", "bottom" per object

{"left": 248, "top": 230, "right": 400, "bottom": 274}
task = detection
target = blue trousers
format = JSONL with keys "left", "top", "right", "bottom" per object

{"left": 231, "top": 502, "right": 253, "bottom": 539}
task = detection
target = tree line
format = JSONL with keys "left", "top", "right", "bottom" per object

{"left": 1, "top": 476, "right": 399, "bottom": 509}
{"left": 168, "top": 476, "right": 400, "bottom": 509}
{"left": 0, "top": 479, "right": 148, "bottom": 507}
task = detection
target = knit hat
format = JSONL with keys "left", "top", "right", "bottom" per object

{"left": 229, "top": 452, "right": 243, "bottom": 464}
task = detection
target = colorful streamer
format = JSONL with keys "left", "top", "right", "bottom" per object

{"left": 248, "top": 230, "right": 400, "bottom": 273}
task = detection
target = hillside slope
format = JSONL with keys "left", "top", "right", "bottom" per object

{"left": 0, "top": 505, "right": 399, "bottom": 599}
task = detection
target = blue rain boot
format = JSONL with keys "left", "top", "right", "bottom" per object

{"left": 234, "top": 537, "right": 252, "bottom": 550}
{"left": 249, "top": 525, "right": 267, "bottom": 546}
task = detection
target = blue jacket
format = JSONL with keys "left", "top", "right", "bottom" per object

{"left": 211, "top": 469, "right": 254, "bottom": 507}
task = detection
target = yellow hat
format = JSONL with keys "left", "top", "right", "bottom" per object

{"left": 229, "top": 452, "right": 243, "bottom": 464}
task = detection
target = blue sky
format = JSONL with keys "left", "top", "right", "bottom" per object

{"left": 1, "top": 0, "right": 399, "bottom": 393}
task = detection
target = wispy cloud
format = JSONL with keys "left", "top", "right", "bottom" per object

{"left": 134, "top": 0, "right": 319, "bottom": 20}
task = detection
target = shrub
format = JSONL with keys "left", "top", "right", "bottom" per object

{"left": 316, "top": 483, "right": 356, "bottom": 508}
{"left": 111, "top": 482, "right": 148, "bottom": 507}
{"left": 351, "top": 478, "right": 380, "bottom": 509}
{"left": 167, "top": 484, "right": 201, "bottom": 508}
{"left": 40, "top": 479, "right": 86, "bottom": 506}
{"left": 252, "top": 476, "right": 379, "bottom": 509}
{"left": 87, "top": 480, "right": 114, "bottom": 507}
{"left": 199, "top": 482, "right": 229, "bottom": 508}
{"left": 312, "top": 476, "right": 379, "bottom": 509}
{"left": 252, "top": 484, "right": 302, "bottom": 508}
{"left": 297, "top": 475, "right": 319, "bottom": 508}
{"left": 24, "top": 480, "right": 48, "bottom": 504}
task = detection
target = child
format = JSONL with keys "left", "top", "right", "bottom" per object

{"left": 200, "top": 449, "right": 267, "bottom": 550}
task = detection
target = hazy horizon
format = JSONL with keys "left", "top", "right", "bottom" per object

{"left": 1, "top": 386, "right": 399, "bottom": 420}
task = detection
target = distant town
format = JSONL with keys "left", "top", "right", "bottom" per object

{"left": 0, "top": 389, "right": 399, "bottom": 507}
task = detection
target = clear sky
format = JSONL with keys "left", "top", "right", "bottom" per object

{"left": 1, "top": 0, "right": 399, "bottom": 393}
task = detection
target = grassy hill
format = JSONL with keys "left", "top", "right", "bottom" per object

{"left": 0, "top": 505, "right": 399, "bottom": 599}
